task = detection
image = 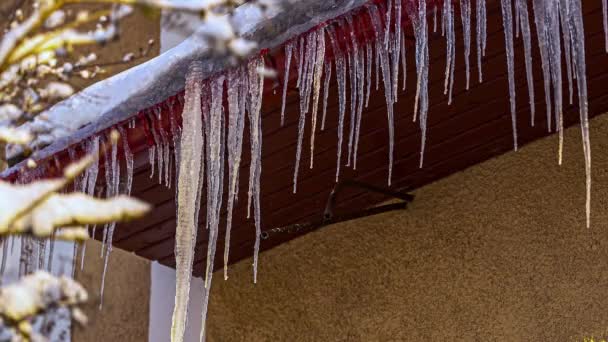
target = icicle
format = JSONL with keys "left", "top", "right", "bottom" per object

{"left": 202, "top": 75, "right": 225, "bottom": 295}
{"left": 327, "top": 26, "right": 347, "bottom": 183}
{"left": 224, "top": 66, "right": 247, "bottom": 280}
{"left": 433, "top": 5, "right": 438, "bottom": 33}
{"left": 296, "top": 36, "right": 305, "bottom": 89}
{"left": 443, "top": 0, "right": 456, "bottom": 105}
{"left": 171, "top": 62, "right": 205, "bottom": 342}
{"left": 281, "top": 42, "right": 294, "bottom": 127}
{"left": 406, "top": 0, "right": 430, "bottom": 168}
{"left": 310, "top": 29, "right": 326, "bottom": 169}
{"left": 293, "top": 31, "right": 316, "bottom": 193}
{"left": 501, "top": 0, "right": 518, "bottom": 151}
{"left": 345, "top": 17, "right": 360, "bottom": 168}
{"left": 604, "top": 0, "right": 608, "bottom": 53}
{"left": 118, "top": 126, "right": 134, "bottom": 195}
{"left": 369, "top": 4, "right": 395, "bottom": 183}
{"left": 101, "top": 140, "right": 112, "bottom": 257}
{"left": 476, "top": 0, "right": 487, "bottom": 83}
{"left": 0, "top": 238, "right": 7, "bottom": 279}
{"left": 392, "top": 0, "right": 402, "bottom": 101}
{"left": 365, "top": 43, "right": 373, "bottom": 107}
{"left": 401, "top": 31, "right": 407, "bottom": 91}
{"left": 460, "top": 0, "right": 472, "bottom": 90}
{"left": 100, "top": 130, "right": 121, "bottom": 309}
{"left": 565, "top": 0, "right": 591, "bottom": 228}
{"left": 532, "top": 0, "right": 553, "bottom": 132}
{"left": 516, "top": 0, "right": 536, "bottom": 127}
{"left": 148, "top": 145, "right": 156, "bottom": 179}
{"left": 321, "top": 60, "right": 332, "bottom": 131}
{"left": 353, "top": 34, "right": 365, "bottom": 170}
{"left": 246, "top": 57, "right": 264, "bottom": 284}
{"left": 547, "top": 1, "right": 564, "bottom": 163}
{"left": 559, "top": 0, "right": 574, "bottom": 106}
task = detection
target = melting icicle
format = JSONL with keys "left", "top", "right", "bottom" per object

{"left": 460, "top": 0, "right": 472, "bottom": 90}
{"left": 345, "top": 18, "right": 359, "bottom": 169}
{"left": 296, "top": 36, "right": 305, "bottom": 89}
{"left": 476, "top": 0, "right": 487, "bottom": 83}
{"left": 392, "top": 0, "right": 402, "bottom": 102}
{"left": 501, "top": 0, "right": 518, "bottom": 151}
{"left": 406, "top": 0, "right": 430, "bottom": 167}
{"left": 321, "top": 60, "right": 332, "bottom": 131}
{"left": 443, "top": 0, "right": 456, "bottom": 104}
{"left": 224, "top": 66, "right": 248, "bottom": 280}
{"left": 201, "top": 74, "right": 226, "bottom": 319}
{"left": 369, "top": 4, "right": 395, "bottom": 183}
{"left": 327, "top": 26, "right": 347, "bottom": 183}
{"left": 247, "top": 57, "right": 264, "bottom": 284}
{"left": 171, "top": 62, "right": 205, "bottom": 342}
{"left": 546, "top": 2, "right": 564, "bottom": 163}
{"left": 310, "top": 30, "right": 326, "bottom": 169}
{"left": 564, "top": 0, "right": 591, "bottom": 228}
{"left": 433, "top": 5, "right": 438, "bottom": 33}
{"left": 281, "top": 42, "right": 294, "bottom": 126}
{"left": 100, "top": 131, "right": 121, "bottom": 309}
{"left": 293, "top": 31, "right": 316, "bottom": 193}
{"left": 516, "top": 0, "right": 536, "bottom": 127}
{"left": 559, "top": 0, "right": 574, "bottom": 107}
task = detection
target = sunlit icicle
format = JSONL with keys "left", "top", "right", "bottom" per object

{"left": 565, "top": 0, "right": 591, "bottom": 228}
{"left": 461, "top": 0, "right": 472, "bottom": 90}
{"left": 369, "top": 4, "right": 395, "bottom": 184}
{"left": 476, "top": 0, "right": 487, "bottom": 83}
{"left": 296, "top": 36, "right": 305, "bottom": 89}
{"left": 293, "top": 32, "right": 316, "bottom": 193}
{"left": 200, "top": 75, "right": 226, "bottom": 342}
{"left": 516, "top": 0, "right": 536, "bottom": 127}
{"left": 443, "top": 0, "right": 456, "bottom": 104}
{"left": 310, "top": 30, "right": 326, "bottom": 169}
{"left": 81, "top": 137, "right": 99, "bottom": 270}
{"left": 101, "top": 140, "right": 112, "bottom": 258}
{"left": 246, "top": 57, "right": 265, "bottom": 285}
{"left": 152, "top": 108, "right": 165, "bottom": 185}
{"left": 171, "top": 62, "right": 205, "bottom": 342}
{"left": 327, "top": 26, "right": 347, "bottom": 183}
{"left": 100, "top": 130, "right": 121, "bottom": 309}
{"left": 321, "top": 60, "right": 332, "bottom": 131}
{"left": 501, "top": 0, "right": 518, "bottom": 151}
{"left": 224, "top": 66, "right": 248, "bottom": 280}
{"left": 546, "top": 1, "right": 564, "bottom": 162}
{"left": 281, "top": 42, "right": 294, "bottom": 126}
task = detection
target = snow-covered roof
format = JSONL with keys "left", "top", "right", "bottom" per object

{"left": 4, "top": 0, "right": 368, "bottom": 172}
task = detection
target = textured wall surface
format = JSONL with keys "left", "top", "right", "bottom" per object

{"left": 205, "top": 114, "right": 608, "bottom": 342}
{"left": 74, "top": 240, "right": 151, "bottom": 342}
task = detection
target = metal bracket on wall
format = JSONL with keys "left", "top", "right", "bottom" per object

{"left": 260, "top": 180, "right": 414, "bottom": 240}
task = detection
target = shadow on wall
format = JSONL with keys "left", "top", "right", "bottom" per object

{"left": 204, "top": 113, "right": 608, "bottom": 341}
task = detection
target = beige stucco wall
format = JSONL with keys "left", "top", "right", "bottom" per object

{"left": 205, "top": 113, "right": 608, "bottom": 342}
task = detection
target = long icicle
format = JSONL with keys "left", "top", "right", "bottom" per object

{"left": 310, "top": 29, "right": 326, "bottom": 169}
{"left": 327, "top": 25, "right": 347, "bottom": 183}
{"left": 224, "top": 66, "right": 248, "bottom": 280}
{"left": 565, "top": 0, "right": 591, "bottom": 228}
{"left": 460, "top": 0, "right": 471, "bottom": 90}
{"left": 171, "top": 62, "right": 205, "bottom": 342}
{"left": 247, "top": 57, "right": 265, "bottom": 284}
{"left": 200, "top": 75, "right": 226, "bottom": 342}
{"left": 501, "top": 0, "right": 518, "bottom": 151}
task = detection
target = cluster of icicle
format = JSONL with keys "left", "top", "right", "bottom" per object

{"left": 282, "top": 0, "right": 592, "bottom": 225}
{"left": 170, "top": 56, "right": 264, "bottom": 342}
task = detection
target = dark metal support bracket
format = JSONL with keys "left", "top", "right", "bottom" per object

{"left": 261, "top": 180, "right": 414, "bottom": 240}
